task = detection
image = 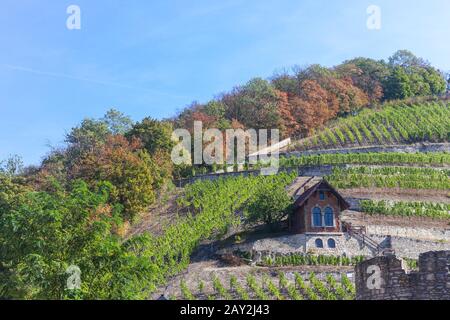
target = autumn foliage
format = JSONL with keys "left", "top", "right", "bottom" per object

{"left": 174, "top": 50, "right": 447, "bottom": 140}
{"left": 68, "top": 135, "right": 156, "bottom": 220}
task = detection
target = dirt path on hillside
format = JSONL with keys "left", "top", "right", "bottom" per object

{"left": 127, "top": 188, "right": 185, "bottom": 238}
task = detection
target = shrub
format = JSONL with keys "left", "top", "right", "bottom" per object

{"left": 0, "top": 180, "right": 142, "bottom": 299}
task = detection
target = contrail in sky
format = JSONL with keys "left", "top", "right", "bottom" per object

{"left": 1, "top": 64, "right": 189, "bottom": 99}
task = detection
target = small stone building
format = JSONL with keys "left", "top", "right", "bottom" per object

{"left": 227, "top": 178, "right": 450, "bottom": 265}
{"left": 288, "top": 177, "right": 350, "bottom": 235}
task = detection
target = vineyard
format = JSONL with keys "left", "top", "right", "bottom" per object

{"left": 135, "top": 155, "right": 449, "bottom": 299}
{"left": 146, "top": 149, "right": 450, "bottom": 300}
{"left": 277, "top": 152, "right": 450, "bottom": 168}
{"left": 360, "top": 200, "right": 450, "bottom": 219}
{"left": 179, "top": 152, "right": 450, "bottom": 180}
{"left": 175, "top": 272, "right": 356, "bottom": 301}
{"left": 134, "top": 173, "right": 297, "bottom": 295}
{"left": 294, "top": 102, "right": 450, "bottom": 150}
{"left": 326, "top": 166, "right": 450, "bottom": 190}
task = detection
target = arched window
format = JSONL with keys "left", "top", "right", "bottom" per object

{"left": 315, "top": 239, "right": 324, "bottom": 248}
{"left": 324, "top": 207, "right": 334, "bottom": 227}
{"left": 312, "top": 207, "right": 322, "bottom": 227}
{"left": 327, "top": 238, "right": 336, "bottom": 248}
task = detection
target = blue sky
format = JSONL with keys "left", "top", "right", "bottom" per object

{"left": 1, "top": 0, "right": 450, "bottom": 165}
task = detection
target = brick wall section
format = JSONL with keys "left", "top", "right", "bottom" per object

{"left": 355, "top": 251, "right": 450, "bottom": 300}
{"left": 297, "top": 190, "right": 342, "bottom": 233}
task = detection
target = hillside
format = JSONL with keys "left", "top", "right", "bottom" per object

{"left": 2, "top": 50, "right": 449, "bottom": 301}
{"left": 291, "top": 100, "right": 450, "bottom": 151}
{"left": 157, "top": 148, "right": 450, "bottom": 300}
{"left": 174, "top": 50, "right": 448, "bottom": 142}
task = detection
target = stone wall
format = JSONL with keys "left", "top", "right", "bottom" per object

{"left": 174, "top": 165, "right": 346, "bottom": 187}
{"left": 365, "top": 225, "right": 450, "bottom": 259}
{"left": 367, "top": 225, "right": 450, "bottom": 242}
{"left": 369, "top": 235, "right": 450, "bottom": 260}
{"left": 174, "top": 144, "right": 450, "bottom": 187}
{"left": 355, "top": 251, "right": 450, "bottom": 300}
{"left": 229, "top": 231, "right": 450, "bottom": 263}
{"left": 285, "top": 142, "right": 450, "bottom": 157}
{"left": 243, "top": 233, "right": 375, "bottom": 264}
{"left": 173, "top": 142, "right": 450, "bottom": 186}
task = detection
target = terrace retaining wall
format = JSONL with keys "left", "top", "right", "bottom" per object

{"left": 286, "top": 142, "right": 450, "bottom": 157}
{"left": 227, "top": 227, "right": 450, "bottom": 263}
{"left": 367, "top": 225, "right": 450, "bottom": 242}
{"left": 174, "top": 142, "right": 450, "bottom": 186}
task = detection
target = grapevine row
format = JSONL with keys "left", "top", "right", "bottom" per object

{"left": 360, "top": 200, "right": 450, "bottom": 219}
{"left": 327, "top": 167, "right": 450, "bottom": 190}
{"left": 260, "top": 254, "right": 365, "bottom": 267}
{"left": 276, "top": 152, "right": 450, "bottom": 168}
{"left": 297, "top": 102, "right": 450, "bottom": 150}
{"left": 178, "top": 272, "right": 356, "bottom": 300}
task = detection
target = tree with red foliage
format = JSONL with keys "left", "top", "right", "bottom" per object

{"left": 277, "top": 80, "right": 340, "bottom": 137}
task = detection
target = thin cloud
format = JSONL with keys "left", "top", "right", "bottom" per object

{"left": 1, "top": 64, "right": 189, "bottom": 99}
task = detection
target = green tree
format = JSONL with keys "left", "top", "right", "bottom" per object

{"left": 126, "top": 117, "right": 174, "bottom": 154}
{"left": 126, "top": 118, "right": 175, "bottom": 184}
{"left": 0, "top": 179, "right": 158, "bottom": 299}
{"left": 271, "top": 69, "right": 299, "bottom": 95}
{"left": 223, "top": 78, "right": 282, "bottom": 129}
{"left": 65, "top": 118, "right": 110, "bottom": 155}
{"left": 0, "top": 174, "right": 30, "bottom": 298}
{"left": 385, "top": 50, "right": 446, "bottom": 99}
{"left": 101, "top": 108, "right": 134, "bottom": 135}
{"left": 203, "top": 101, "right": 231, "bottom": 130}
{"left": 0, "top": 173, "right": 28, "bottom": 214}
{"left": 244, "top": 184, "right": 292, "bottom": 227}
{"left": 384, "top": 66, "right": 413, "bottom": 100}
{"left": 446, "top": 72, "right": 450, "bottom": 92}
{"left": 66, "top": 109, "right": 133, "bottom": 159}
{"left": 421, "top": 67, "right": 447, "bottom": 95}
{"left": 388, "top": 49, "right": 427, "bottom": 68}
{"left": 296, "top": 64, "right": 335, "bottom": 84}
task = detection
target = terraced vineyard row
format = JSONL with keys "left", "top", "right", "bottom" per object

{"left": 361, "top": 200, "right": 450, "bottom": 219}
{"left": 326, "top": 166, "right": 450, "bottom": 190}
{"left": 277, "top": 152, "right": 450, "bottom": 168}
{"left": 296, "top": 102, "right": 450, "bottom": 150}
{"left": 175, "top": 272, "right": 355, "bottom": 301}
{"left": 260, "top": 254, "right": 365, "bottom": 267}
